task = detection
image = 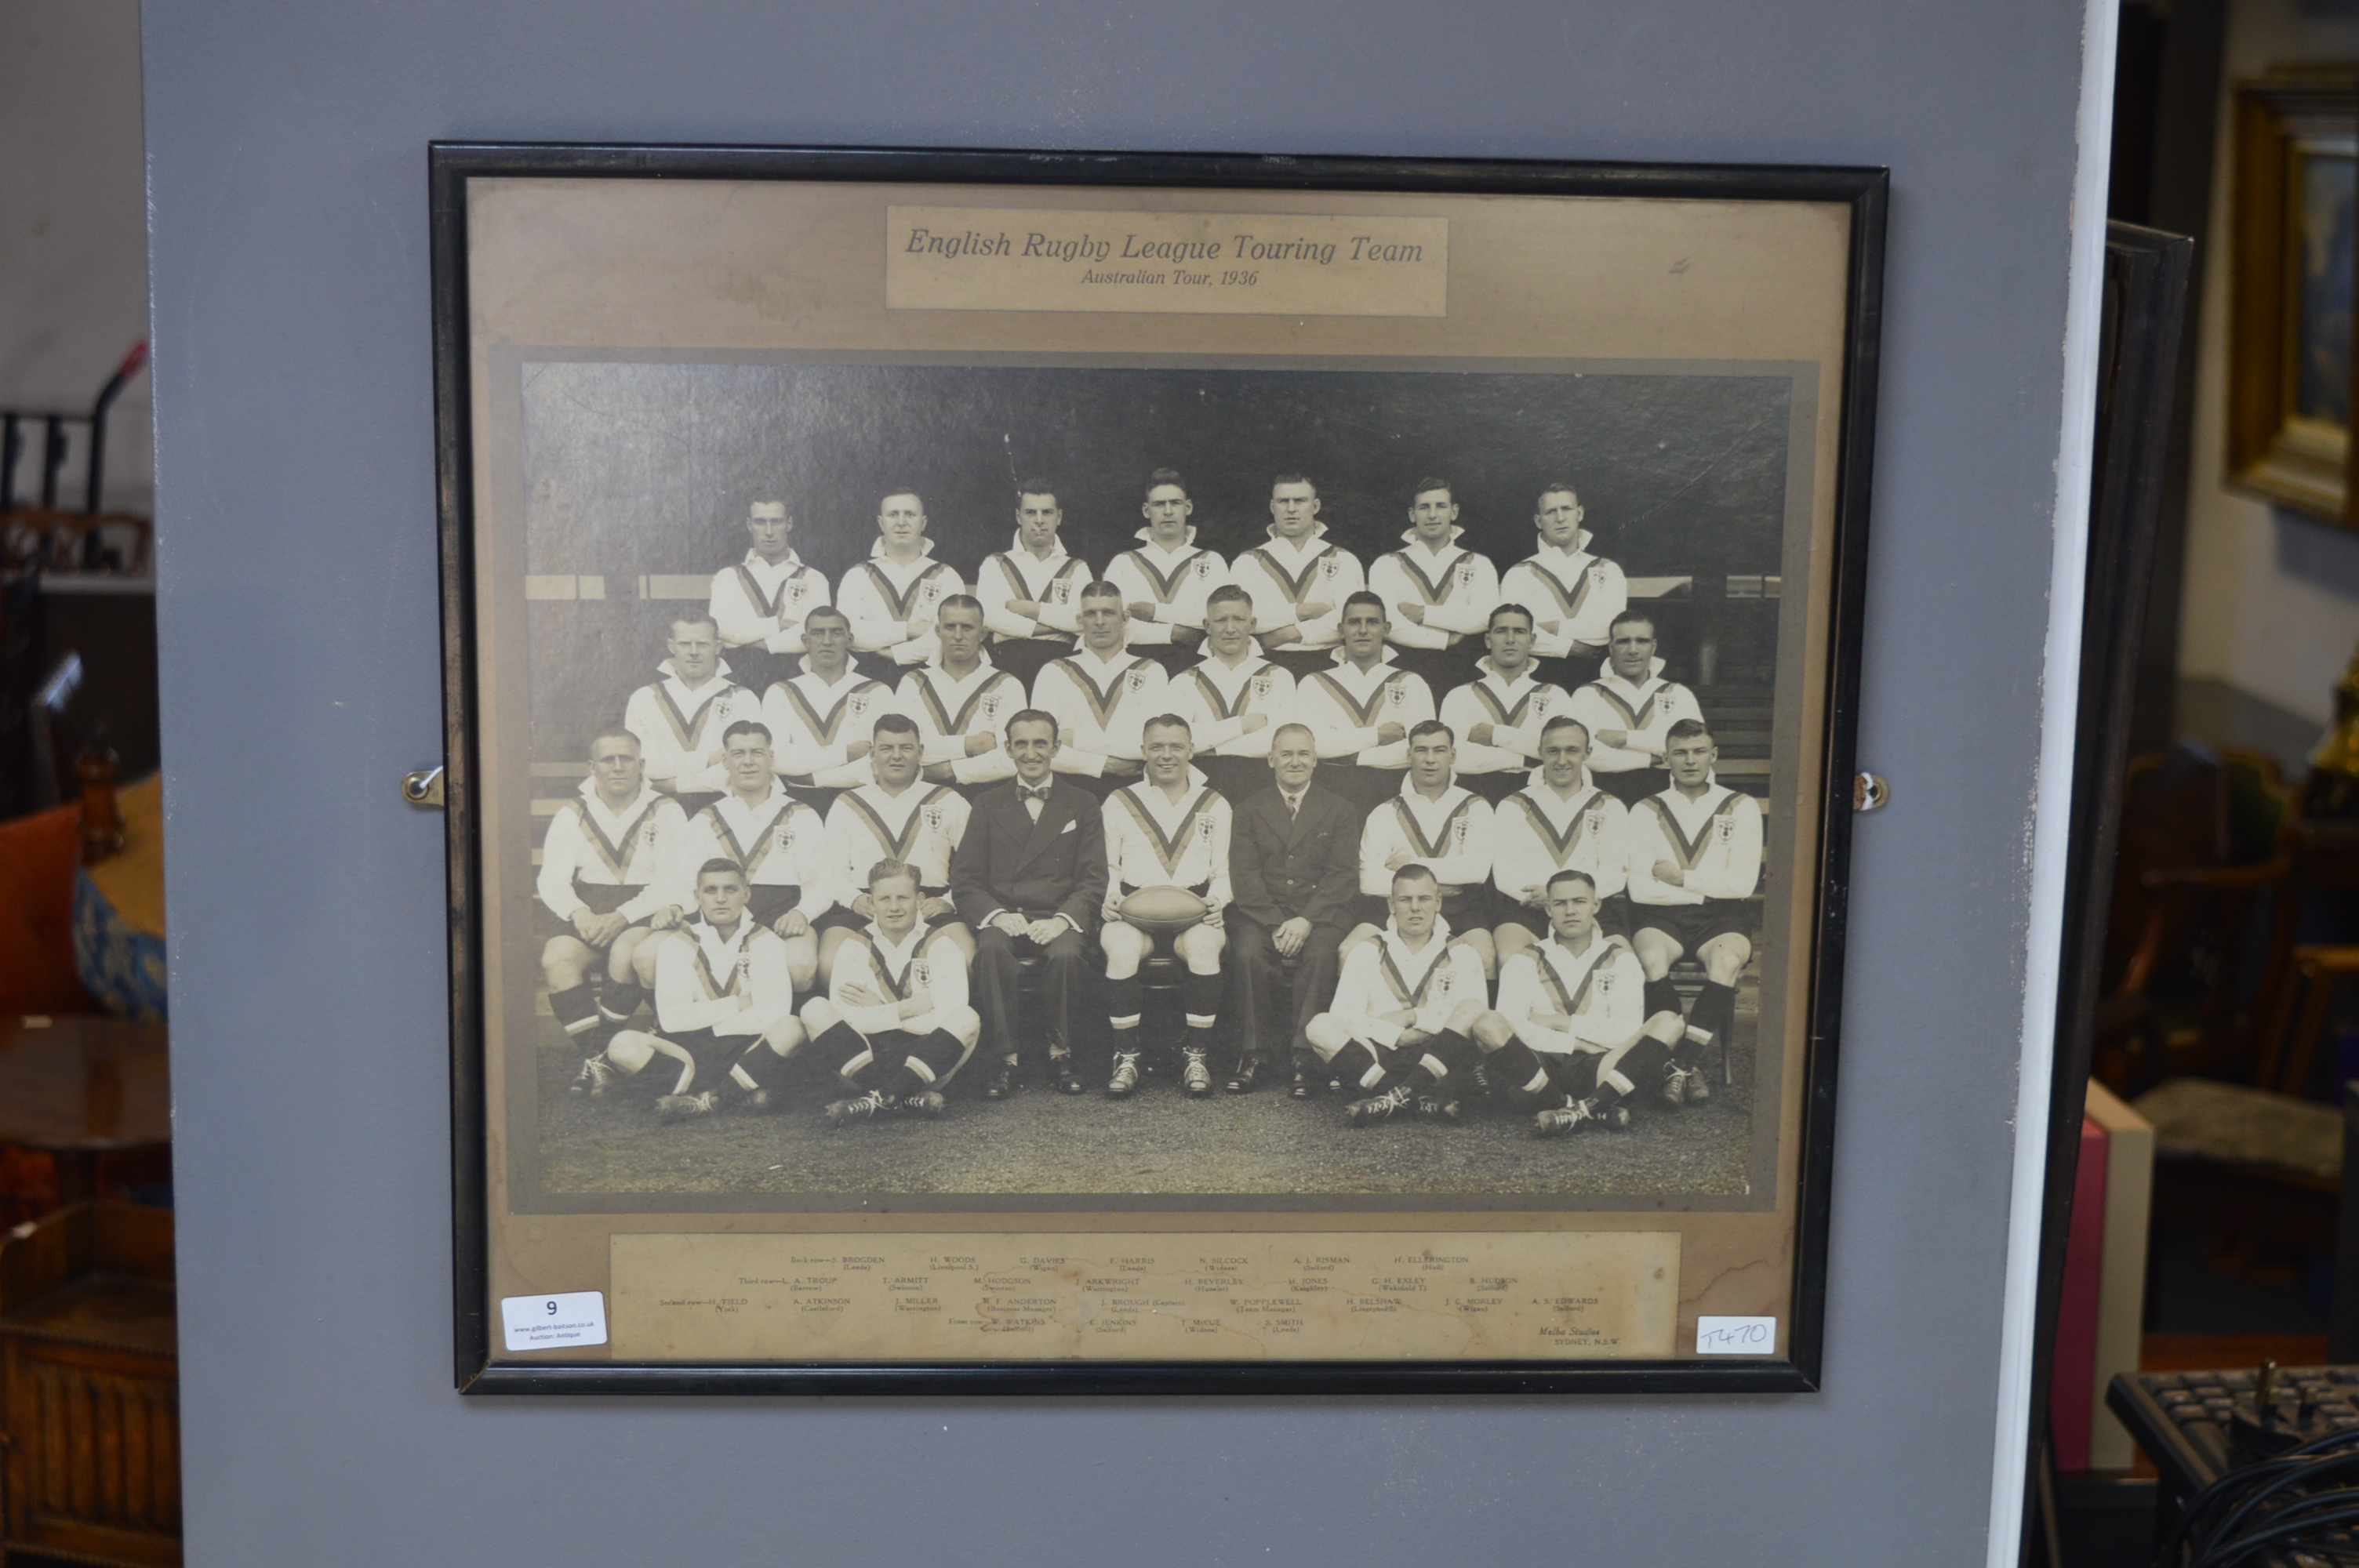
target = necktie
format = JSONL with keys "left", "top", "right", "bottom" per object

{"left": 1021, "top": 782, "right": 1051, "bottom": 821}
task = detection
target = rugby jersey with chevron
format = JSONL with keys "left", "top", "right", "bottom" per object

{"left": 1626, "top": 782, "right": 1763, "bottom": 905}
{"left": 536, "top": 779, "right": 691, "bottom": 924}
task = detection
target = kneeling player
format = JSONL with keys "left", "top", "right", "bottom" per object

{"left": 1485, "top": 870, "right": 1689, "bottom": 1136}
{"left": 799, "top": 858, "right": 980, "bottom": 1126}
{"left": 603, "top": 859, "right": 805, "bottom": 1120}
{"left": 1627, "top": 718, "right": 1763, "bottom": 1101}
{"left": 1099, "top": 715, "right": 1233, "bottom": 1098}
{"left": 1303, "top": 863, "right": 1514, "bottom": 1126}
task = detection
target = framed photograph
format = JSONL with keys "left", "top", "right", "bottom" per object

{"left": 2228, "top": 67, "right": 2359, "bottom": 524}
{"left": 434, "top": 143, "right": 1884, "bottom": 1395}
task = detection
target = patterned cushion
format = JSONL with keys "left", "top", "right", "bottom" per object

{"left": 72, "top": 867, "right": 166, "bottom": 1022}
{"left": 2132, "top": 1078, "right": 2342, "bottom": 1183}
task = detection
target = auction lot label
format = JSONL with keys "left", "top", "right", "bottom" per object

{"left": 610, "top": 1229, "right": 1675, "bottom": 1360}
{"left": 885, "top": 206, "right": 1448, "bottom": 317}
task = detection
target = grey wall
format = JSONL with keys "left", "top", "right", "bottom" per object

{"left": 144, "top": 4, "right": 2091, "bottom": 1563}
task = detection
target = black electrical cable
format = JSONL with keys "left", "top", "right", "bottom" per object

{"left": 2187, "top": 1497, "right": 2359, "bottom": 1568}
{"left": 2201, "top": 1447, "right": 2359, "bottom": 1554}
{"left": 2162, "top": 1433, "right": 2359, "bottom": 1567}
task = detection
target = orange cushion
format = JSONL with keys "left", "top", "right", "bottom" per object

{"left": 0, "top": 803, "right": 97, "bottom": 1014}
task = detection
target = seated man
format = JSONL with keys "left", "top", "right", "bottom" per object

{"left": 603, "top": 858, "right": 805, "bottom": 1121}
{"left": 1486, "top": 869, "right": 1690, "bottom": 1137}
{"left": 1289, "top": 590, "right": 1432, "bottom": 813}
{"left": 1627, "top": 718, "right": 1764, "bottom": 1101}
{"left": 758, "top": 604, "right": 898, "bottom": 798}
{"left": 1490, "top": 716, "right": 1632, "bottom": 970}
{"left": 667, "top": 719, "right": 833, "bottom": 993}
{"left": 1347, "top": 720, "right": 1499, "bottom": 978}
{"left": 896, "top": 594, "right": 1026, "bottom": 789}
{"left": 1227, "top": 721, "right": 1360, "bottom": 1098}
{"left": 536, "top": 726, "right": 691, "bottom": 1094}
{"left": 1303, "top": 863, "right": 1513, "bottom": 1127}
{"left": 1438, "top": 604, "right": 1578, "bottom": 786}
{"left": 1099, "top": 715, "right": 1232, "bottom": 1098}
{"left": 799, "top": 858, "right": 980, "bottom": 1126}
{"left": 950, "top": 710, "right": 1107, "bottom": 1097}
{"left": 818, "top": 713, "right": 975, "bottom": 978}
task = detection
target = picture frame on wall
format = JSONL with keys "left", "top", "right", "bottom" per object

{"left": 431, "top": 142, "right": 1885, "bottom": 1395}
{"left": 2228, "top": 67, "right": 2359, "bottom": 525}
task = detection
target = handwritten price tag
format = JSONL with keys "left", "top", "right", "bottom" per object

{"left": 501, "top": 1290, "right": 609, "bottom": 1352}
{"left": 1694, "top": 1315, "right": 1776, "bottom": 1356}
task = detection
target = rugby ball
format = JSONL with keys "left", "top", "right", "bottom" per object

{"left": 1118, "top": 885, "right": 1209, "bottom": 938}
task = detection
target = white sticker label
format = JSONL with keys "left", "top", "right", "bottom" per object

{"left": 1695, "top": 1316, "right": 1777, "bottom": 1356}
{"left": 501, "top": 1290, "right": 608, "bottom": 1352}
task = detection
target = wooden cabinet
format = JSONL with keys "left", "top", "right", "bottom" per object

{"left": 0, "top": 1200, "right": 178, "bottom": 1566}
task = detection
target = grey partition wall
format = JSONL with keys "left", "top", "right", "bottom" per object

{"left": 144, "top": 2, "right": 2098, "bottom": 1563}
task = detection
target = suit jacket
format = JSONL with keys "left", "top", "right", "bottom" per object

{"left": 951, "top": 776, "right": 1107, "bottom": 932}
{"left": 1229, "top": 784, "right": 1360, "bottom": 932}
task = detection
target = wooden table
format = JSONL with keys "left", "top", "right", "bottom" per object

{"left": 0, "top": 1015, "right": 170, "bottom": 1202}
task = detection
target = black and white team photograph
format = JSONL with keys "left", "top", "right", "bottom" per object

{"left": 509, "top": 359, "right": 1796, "bottom": 1199}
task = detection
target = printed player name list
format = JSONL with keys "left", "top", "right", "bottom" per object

{"left": 609, "top": 1229, "right": 1677, "bottom": 1361}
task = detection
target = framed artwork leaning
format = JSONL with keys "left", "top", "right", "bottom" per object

{"left": 431, "top": 142, "right": 1885, "bottom": 1395}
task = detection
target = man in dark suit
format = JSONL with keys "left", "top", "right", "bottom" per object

{"left": 951, "top": 707, "right": 1107, "bottom": 1098}
{"left": 1227, "top": 720, "right": 1362, "bottom": 1096}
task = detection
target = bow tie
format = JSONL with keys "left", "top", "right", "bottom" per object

{"left": 1020, "top": 782, "right": 1053, "bottom": 803}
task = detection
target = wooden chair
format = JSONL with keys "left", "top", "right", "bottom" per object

{"left": 2091, "top": 743, "right": 2292, "bottom": 1094}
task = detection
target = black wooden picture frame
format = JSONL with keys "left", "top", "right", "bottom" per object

{"left": 431, "top": 142, "right": 1885, "bottom": 1396}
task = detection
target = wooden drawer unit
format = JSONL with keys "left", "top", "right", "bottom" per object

{"left": 0, "top": 1201, "right": 178, "bottom": 1566}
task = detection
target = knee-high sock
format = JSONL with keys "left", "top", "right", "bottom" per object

{"left": 549, "top": 983, "right": 604, "bottom": 1054}
{"left": 889, "top": 1029, "right": 967, "bottom": 1097}
{"left": 1375, "top": 1032, "right": 1471, "bottom": 1094}
{"left": 812, "top": 1022, "right": 874, "bottom": 1087}
{"left": 1643, "top": 975, "right": 1681, "bottom": 1023}
{"left": 1485, "top": 1039, "right": 1554, "bottom": 1102}
{"left": 1182, "top": 970, "right": 1221, "bottom": 1036}
{"left": 1107, "top": 974, "right": 1143, "bottom": 1035}
{"left": 1685, "top": 982, "right": 1737, "bottom": 1058}
{"left": 1329, "top": 1040, "right": 1385, "bottom": 1093}
{"left": 1600, "top": 1037, "right": 1671, "bottom": 1103}
{"left": 597, "top": 982, "right": 647, "bottom": 1036}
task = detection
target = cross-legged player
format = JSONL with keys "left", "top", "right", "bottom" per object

{"left": 1485, "top": 869, "right": 1689, "bottom": 1137}
{"left": 1627, "top": 718, "right": 1764, "bottom": 1102}
{"left": 603, "top": 858, "right": 806, "bottom": 1122}
{"left": 1098, "top": 715, "right": 1233, "bottom": 1098}
{"left": 1303, "top": 862, "right": 1514, "bottom": 1126}
{"left": 799, "top": 858, "right": 980, "bottom": 1126}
